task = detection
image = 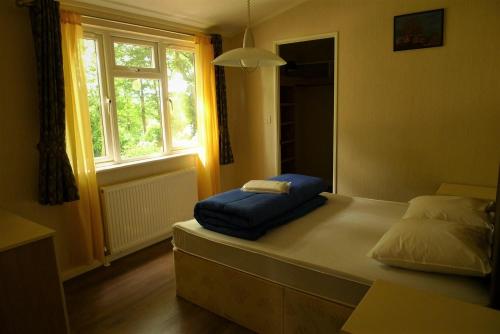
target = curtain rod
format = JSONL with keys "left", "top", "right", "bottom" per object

{"left": 17, "top": 0, "right": 60, "bottom": 7}
{"left": 16, "top": 1, "right": 195, "bottom": 38}
{"left": 81, "top": 15, "right": 195, "bottom": 38}
{"left": 17, "top": 0, "right": 35, "bottom": 6}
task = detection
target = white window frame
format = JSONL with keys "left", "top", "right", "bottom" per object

{"left": 82, "top": 32, "right": 114, "bottom": 164}
{"left": 82, "top": 25, "right": 198, "bottom": 168}
{"left": 164, "top": 43, "right": 199, "bottom": 152}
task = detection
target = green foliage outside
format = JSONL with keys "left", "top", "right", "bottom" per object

{"left": 114, "top": 42, "right": 154, "bottom": 68}
{"left": 166, "top": 50, "right": 198, "bottom": 148}
{"left": 82, "top": 39, "right": 198, "bottom": 160}
{"left": 114, "top": 77, "right": 163, "bottom": 159}
{"left": 82, "top": 39, "right": 105, "bottom": 157}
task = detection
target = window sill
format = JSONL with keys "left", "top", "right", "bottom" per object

{"left": 95, "top": 149, "right": 198, "bottom": 174}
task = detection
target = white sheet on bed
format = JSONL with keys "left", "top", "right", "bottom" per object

{"left": 173, "top": 194, "right": 490, "bottom": 306}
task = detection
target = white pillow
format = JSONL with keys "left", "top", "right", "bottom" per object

{"left": 241, "top": 180, "right": 291, "bottom": 194}
{"left": 368, "top": 218, "right": 491, "bottom": 277}
{"left": 402, "top": 195, "right": 490, "bottom": 227}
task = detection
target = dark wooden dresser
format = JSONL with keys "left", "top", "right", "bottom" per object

{"left": 0, "top": 208, "right": 69, "bottom": 334}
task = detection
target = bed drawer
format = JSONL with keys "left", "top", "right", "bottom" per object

{"left": 174, "top": 249, "right": 283, "bottom": 334}
{"left": 175, "top": 249, "right": 355, "bottom": 333}
{"left": 284, "top": 288, "right": 353, "bottom": 334}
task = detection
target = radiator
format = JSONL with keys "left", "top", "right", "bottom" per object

{"left": 100, "top": 168, "right": 197, "bottom": 259}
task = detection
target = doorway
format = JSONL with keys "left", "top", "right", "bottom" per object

{"left": 276, "top": 36, "right": 337, "bottom": 192}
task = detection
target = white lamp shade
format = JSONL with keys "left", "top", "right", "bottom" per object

{"left": 213, "top": 47, "right": 286, "bottom": 67}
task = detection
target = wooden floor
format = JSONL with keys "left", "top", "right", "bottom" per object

{"left": 64, "top": 240, "right": 253, "bottom": 334}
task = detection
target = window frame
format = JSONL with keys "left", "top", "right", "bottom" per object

{"left": 164, "top": 44, "right": 199, "bottom": 151}
{"left": 82, "top": 25, "right": 198, "bottom": 167}
{"left": 82, "top": 32, "right": 114, "bottom": 164}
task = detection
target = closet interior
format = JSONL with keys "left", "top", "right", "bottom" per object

{"left": 278, "top": 38, "right": 335, "bottom": 192}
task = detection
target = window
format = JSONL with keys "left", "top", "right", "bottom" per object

{"left": 81, "top": 29, "right": 198, "bottom": 166}
{"left": 82, "top": 37, "right": 107, "bottom": 159}
{"left": 166, "top": 49, "right": 198, "bottom": 148}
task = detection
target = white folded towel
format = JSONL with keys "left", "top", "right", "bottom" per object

{"left": 241, "top": 180, "right": 291, "bottom": 194}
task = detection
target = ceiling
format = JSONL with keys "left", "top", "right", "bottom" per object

{"left": 75, "top": 0, "right": 309, "bottom": 35}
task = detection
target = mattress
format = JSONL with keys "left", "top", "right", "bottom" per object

{"left": 173, "top": 194, "right": 490, "bottom": 307}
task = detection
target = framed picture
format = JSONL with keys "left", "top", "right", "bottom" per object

{"left": 394, "top": 9, "right": 444, "bottom": 51}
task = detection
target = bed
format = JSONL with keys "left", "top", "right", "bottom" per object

{"left": 172, "top": 175, "right": 500, "bottom": 333}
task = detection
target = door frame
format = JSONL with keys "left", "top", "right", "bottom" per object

{"left": 273, "top": 32, "right": 339, "bottom": 193}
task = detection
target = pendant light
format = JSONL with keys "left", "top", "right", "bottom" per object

{"left": 212, "top": 0, "right": 286, "bottom": 69}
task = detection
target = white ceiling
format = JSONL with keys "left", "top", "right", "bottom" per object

{"left": 76, "top": 0, "right": 309, "bottom": 35}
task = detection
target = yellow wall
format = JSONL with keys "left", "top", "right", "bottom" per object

{"left": 228, "top": 0, "right": 500, "bottom": 201}
{"left": 219, "top": 35, "right": 252, "bottom": 191}
{"left": 0, "top": 2, "right": 195, "bottom": 276}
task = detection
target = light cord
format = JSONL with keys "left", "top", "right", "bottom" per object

{"left": 242, "top": 0, "right": 257, "bottom": 72}
{"left": 247, "top": 0, "right": 251, "bottom": 28}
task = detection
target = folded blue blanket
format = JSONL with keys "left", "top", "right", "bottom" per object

{"left": 198, "top": 195, "right": 327, "bottom": 240}
{"left": 194, "top": 174, "right": 327, "bottom": 239}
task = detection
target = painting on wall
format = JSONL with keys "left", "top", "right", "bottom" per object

{"left": 394, "top": 9, "right": 444, "bottom": 51}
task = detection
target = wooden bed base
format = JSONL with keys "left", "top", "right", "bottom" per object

{"left": 174, "top": 249, "right": 354, "bottom": 334}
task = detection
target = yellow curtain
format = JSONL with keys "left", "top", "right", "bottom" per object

{"left": 195, "top": 35, "right": 221, "bottom": 199}
{"left": 60, "top": 11, "right": 105, "bottom": 264}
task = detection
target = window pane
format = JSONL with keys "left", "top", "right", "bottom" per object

{"left": 166, "top": 49, "right": 197, "bottom": 148}
{"left": 114, "top": 42, "right": 154, "bottom": 68}
{"left": 82, "top": 38, "right": 106, "bottom": 158}
{"left": 114, "top": 78, "right": 163, "bottom": 159}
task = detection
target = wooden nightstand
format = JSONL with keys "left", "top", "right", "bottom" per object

{"left": 341, "top": 280, "right": 500, "bottom": 334}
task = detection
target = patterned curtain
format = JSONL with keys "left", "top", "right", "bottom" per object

{"left": 210, "top": 34, "right": 234, "bottom": 165}
{"left": 29, "top": 0, "right": 79, "bottom": 205}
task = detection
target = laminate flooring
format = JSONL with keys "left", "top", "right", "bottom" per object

{"left": 64, "top": 240, "right": 253, "bottom": 334}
